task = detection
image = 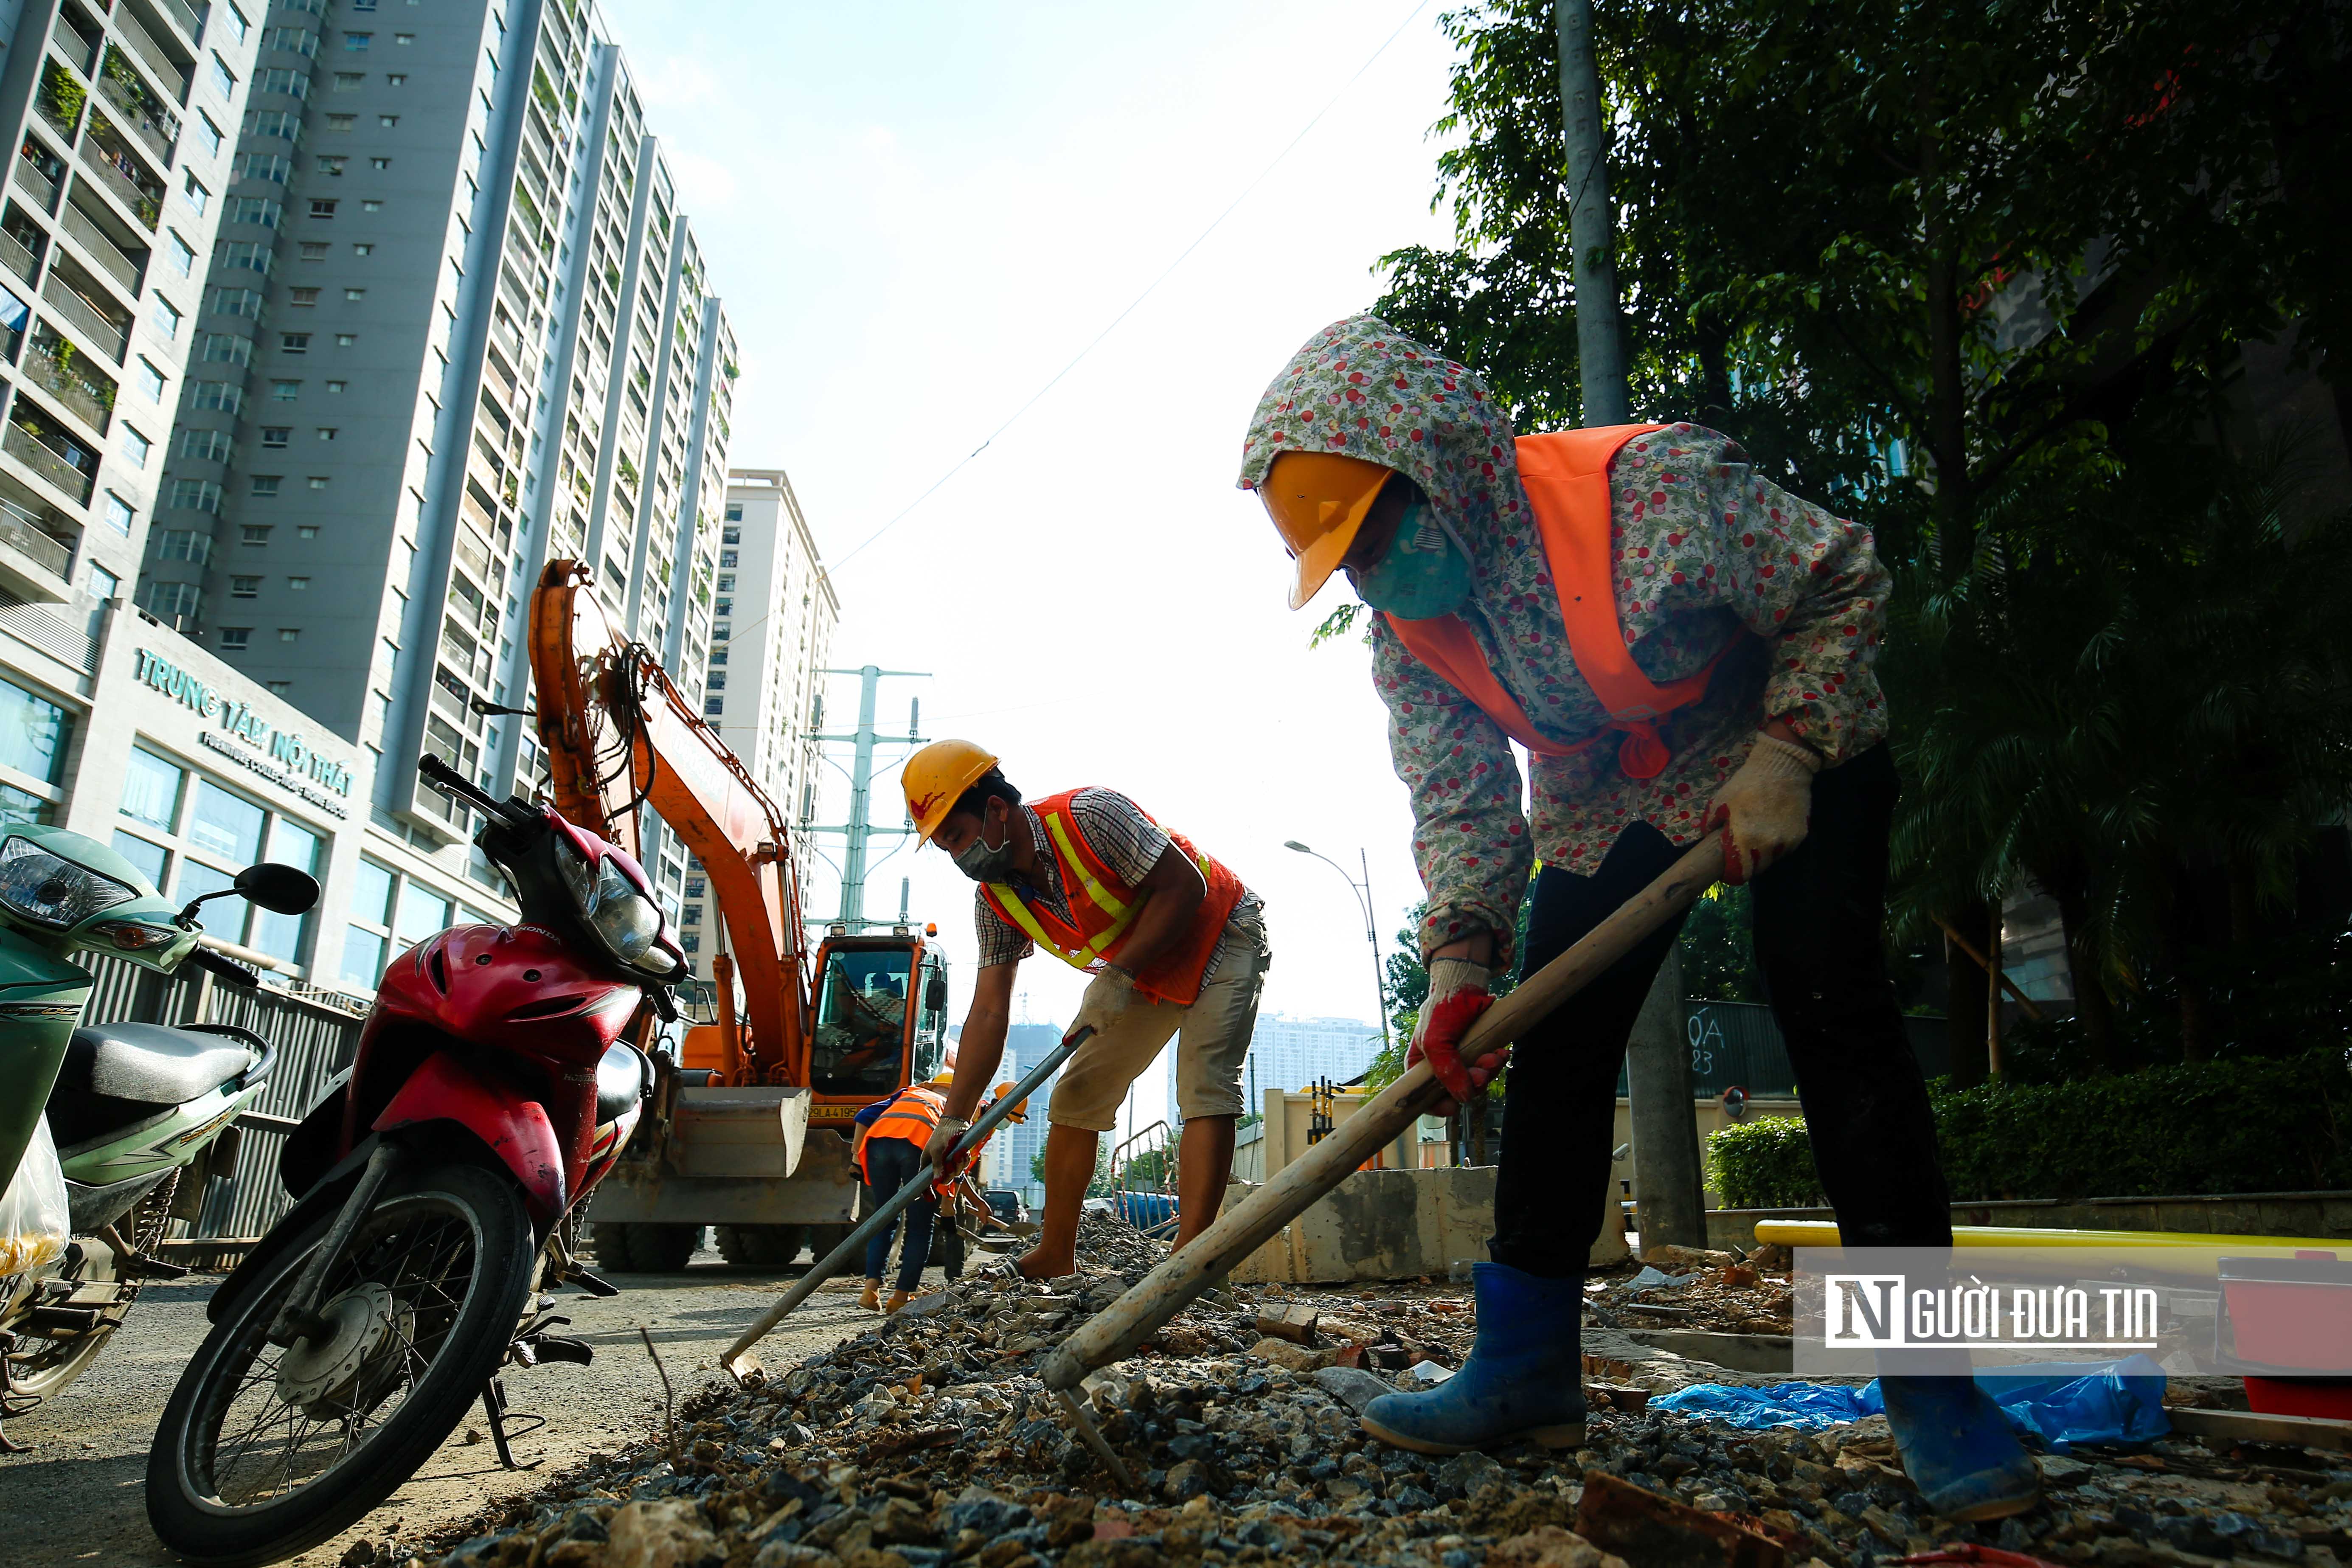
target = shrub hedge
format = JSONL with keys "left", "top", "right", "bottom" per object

{"left": 1706, "top": 1050, "right": 2352, "bottom": 1209}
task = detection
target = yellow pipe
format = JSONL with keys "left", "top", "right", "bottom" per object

{"left": 1752, "top": 1220, "right": 2347, "bottom": 1281}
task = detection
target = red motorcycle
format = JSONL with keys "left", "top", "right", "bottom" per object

{"left": 146, "top": 756, "right": 688, "bottom": 1567}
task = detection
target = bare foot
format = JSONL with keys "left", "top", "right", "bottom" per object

{"left": 1014, "top": 1246, "right": 1076, "bottom": 1280}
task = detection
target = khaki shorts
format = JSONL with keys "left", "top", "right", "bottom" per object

{"left": 1048, "top": 931, "right": 1270, "bottom": 1131}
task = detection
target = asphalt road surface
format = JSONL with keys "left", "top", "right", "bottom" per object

{"left": 0, "top": 1242, "right": 945, "bottom": 1567}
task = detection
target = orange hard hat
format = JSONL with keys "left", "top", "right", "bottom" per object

{"left": 1259, "top": 450, "right": 1397, "bottom": 611}
{"left": 993, "top": 1081, "right": 1028, "bottom": 1122}
{"left": 904, "top": 739, "right": 998, "bottom": 843}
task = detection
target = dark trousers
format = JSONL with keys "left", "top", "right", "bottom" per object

{"left": 860, "top": 1136, "right": 938, "bottom": 1292}
{"left": 1491, "top": 744, "right": 1952, "bottom": 1278}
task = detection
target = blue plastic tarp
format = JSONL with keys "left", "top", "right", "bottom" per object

{"left": 1649, "top": 1353, "right": 2171, "bottom": 1452}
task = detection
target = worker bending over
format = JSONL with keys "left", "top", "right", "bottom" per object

{"left": 902, "top": 741, "right": 1269, "bottom": 1280}
{"left": 1236, "top": 315, "right": 2037, "bottom": 1523}
{"left": 851, "top": 1073, "right": 1023, "bottom": 1312}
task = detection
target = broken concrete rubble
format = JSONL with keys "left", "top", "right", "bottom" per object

{"left": 378, "top": 1212, "right": 2352, "bottom": 1568}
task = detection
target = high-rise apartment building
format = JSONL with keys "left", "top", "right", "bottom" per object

{"left": 674, "top": 467, "right": 835, "bottom": 979}
{"left": 132, "top": 0, "right": 735, "bottom": 933}
{"left": 0, "top": 0, "right": 262, "bottom": 685}
{"left": 1168, "top": 1012, "right": 1384, "bottom": 1128}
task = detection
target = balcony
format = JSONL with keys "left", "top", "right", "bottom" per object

{"left": 42, "top": 270, "right": 129, "bottom": 364}
{"left": 155, "top": 0, "right": 209, "bottom": 49}
{"left": 97, "top": 50, "right": 180, "bottom": 165}
{"left": 35, "top": 62, "right": 87, "bottom": 145}
{"left": 0, "top": 492, "right": 76, "bottom": 602}
{"left": 60, "top": 199, "right": 142, "bottom": 293}
{"left": 51, "top": 13, "right": 101, "bottom": 75}
{"left": 22, "top": 328, "right": 117, "bottom": 433}
{"left": 0, "top": 225, "right": 37, "bottom": 288}
{"left": 4, "top": 416, "right": 97, "bottom": 506}
{"left": 110, "top": 11, "right": 190, "bottom": 103}
{"left": 12, "top": 152, "right": 61, "bottom": 216}
{"left": 77, "top": 118, "right": 160, "bottom": 231}
{"left": 0, "top": 281, "right": 25, "bottom": 360}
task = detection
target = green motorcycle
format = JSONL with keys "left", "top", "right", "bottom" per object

{"left": 0, "top": 822, "right": 318, "bottom": 1450}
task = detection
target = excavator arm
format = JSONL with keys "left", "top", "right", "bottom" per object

{"left": 528, "top": 561, "right": 806, "bottom": 1084}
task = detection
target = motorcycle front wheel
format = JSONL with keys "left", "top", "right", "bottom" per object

{"left": 146, "top": 1162, "right": 535, "bottom": 1568}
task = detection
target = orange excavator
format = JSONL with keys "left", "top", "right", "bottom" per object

{"left": 528, "top": 562, "right": 951, "bottom": 1271}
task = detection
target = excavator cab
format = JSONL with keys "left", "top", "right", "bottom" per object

{"left": 808, "top": 933, "right": 948, "bottom": 1112}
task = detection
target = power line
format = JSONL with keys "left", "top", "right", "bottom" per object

{"left": 828, "top": 0, "right": 1437, "bottom": 573}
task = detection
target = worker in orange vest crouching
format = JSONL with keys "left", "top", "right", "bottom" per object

{"left": 1236, "top": 314, "right": 2037, "bottom": 1524}
{"left": 901, "top": 742, "right": 1270, "bottom": 1281}
{"left": 851, "top": 1072, "right": 1024, "bottom": 1312}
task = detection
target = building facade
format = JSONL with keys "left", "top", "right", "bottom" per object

{"left": 672, "top": 466, "right": 834, "bottom": 979}
{"left": 0, "top": 0, "right": 739, "bottom": 1006}
{"left": 1167, "top": 1012, "right": 1384, "bottom": 1131}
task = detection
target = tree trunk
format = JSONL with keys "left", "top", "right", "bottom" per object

{"left": 2047, "top": 873, "right": 2120, "bottom": 1073}
{"left": 1943, "top": 910, "right": 1990, "bottom": 1088}
{"left": 2155, "top": 859, "right": 2214, "bottom": 1062}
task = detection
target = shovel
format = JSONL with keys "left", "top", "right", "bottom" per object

{"left": 1038, "top": 832, "right": 1725, "bottom": 1403}
{"left": 721, "top": 1025, "right": 1098, "bottom": 1379}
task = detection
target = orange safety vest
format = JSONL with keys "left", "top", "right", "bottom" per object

{"left": 856, "top": 1084, "right": 965, "bottom": 1191}
{"left": 1384, "top": 424, "right": 1743, "bottom": 781}
{"left": 978, "top": 790, "right": 1246, "bottom": 1008}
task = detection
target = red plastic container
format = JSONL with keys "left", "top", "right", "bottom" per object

{"left": 2217, "top": 1251, "right": 2352, "bottom": 1371}
{"left": 2243, "top": 1374, "right": 2352, "bottom": 1419}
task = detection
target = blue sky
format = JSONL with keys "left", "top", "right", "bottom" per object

{"left": 599, "top": 0, "right": 1470, "bottom": 1125}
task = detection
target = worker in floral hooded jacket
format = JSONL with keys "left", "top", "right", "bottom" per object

{"left": 1239, "top": 314, "right": 2037, "bottom": 1523}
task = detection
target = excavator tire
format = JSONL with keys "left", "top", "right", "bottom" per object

{"left": 593, "top": 1222, "right": 704, "bottom": 1273}
{"left": 715, "top": 1224, "right": 808, "bottom": 1269}
{"left": 804, "top": 1224, "right": 854, "bottom": 1268}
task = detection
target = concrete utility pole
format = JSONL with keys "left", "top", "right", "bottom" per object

{"left": 808, "top": 665, "right": 928, "bottom": 933}
{"left": 1559, "top": 0, "right": 1707, "bottom": 1248}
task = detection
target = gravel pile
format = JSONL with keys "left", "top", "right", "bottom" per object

{"left": 1585, "top": 1245, "right": 1796, "bottom": 1337}
{"left": 370, "top": 1215, "right": 2352, "bottom": 1568}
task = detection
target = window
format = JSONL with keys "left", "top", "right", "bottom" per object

{"left": 249, "top": 818, "right": 320, "bottom": 964}
{"left": 211, "top": 286, "right": 264, "bottom": 316}
{"left": 298, "top": 242, "right": 329, "bottom": 260}
{"left": 378, "top": 116, "right": 397, "bottom": 129}
{"left": 717, "top": 574, "right": 735, "bottom": 592}
{"left": 318, "top": 156, "right": 347, "bottom": 176}
{"left": 231, "top": 576, "right": 259, "bottom": 597}
{"left": 704, "top": 697, "right": 722, "bottom": 716}
{"left": 343, "top": 927, "right": 387, "bottom": 986}
{"left": 297, "top": 523, "right": 319, "bottom": 537}
{"left": 334, "top": 333, "right": 356, "bottom": 346}
{"left": 394, "top": 32, "right": 413, "bottom": 44}
{"left": 248, "top": 110, "right": 301, "bottom": 140}
{"left": 250, "top": 475, "right": 281, "bottom": 497}
{"left": 121, "top": 427, "right": 152, "bottom": 467}
{"left": 316, "top": 427, "right": 337, "bottom": 441}
{"left": 119, "top": 748, "right": 183, "bottom": 830}
{"left": 199, "top": 332, "right": 250, "bottom": 364}
{"left": 310, "top": 199, "right": 338, "bottom": 219}
{"left": 197, "top": 115, "right": 224, "bottom": 157}
{"left": 168, "top": 232, "right": 197, "bottom": 277}
{"left": 725, "top": 505, "right": 743, "bottom": 523}
{"left": 289, "top": 288, "right": 318, "bottom": 306}
{"left": 360, "top": 200, "right": 382, "bottom": 213}
{"left": 187, "top": 780, "right": 264, "bottom": 863}
{"left": 326, "top": 380, "right": 345, "bottom": 393}
{"left": 352, "top": 243, "right": 373, "bottom": 256}
{"left": 344, "top": 288, "right": 365, "bottom": 301}
{"left": 708, "top": 671, "right": 726, "bottom": 691}
{"left": 708, "top": 647, "right": 727, "bottom": 666}
{"left": 223, "top": 5, "right": 251, "bottom": 43}
{"left": 225, "top": 196, "right": 281, "bottom": 228}
{"left": 386, "top": 73, "right": 406, "bottom": 85}
{"left": 266, "top": 25, "right": 319, "bottom": 57}
{"left": 265, "top": 680, "right": 290, "bottom": 695}
{"left": 102, "top": 494, "right": 133, "bottom": 533}
{"left": 714, "top": 598, "right": 732, "bottom": 617}
{"left": 261, "top": 426, "right": 289, "bottom": 447}
{"left": 334, "top": 72, "right": 365, "bottom": 91}
{"left": 219, "top": 240, "right": 270, "bottom": 274}
{"left": 212, "top": 54, "right": 238, "bottom": 98}
{"left": 682, "top": 905, "right": 702, "bottom": 926}
{"left": 258, "top": 67, "right": 308, "bottom": 98}
{"left": 272, "top": 380, "right": 301, "bottom": 401}
{"left": 326, "top": 114, "right": 354, "bottom": 131}
{"left": 345, "top": 32, "right": 372, "bottom": 51}
{"left": 682, "top": 933, "right": 699, "bottom": 955}
{"left": 232, "top": 153, "right": 290, "bottom": 183}
{"left": 112, "top": 832, "right": 167, "bottom": 886}
{"left": 306, "top": 477, "right": 330, "bottom": 491}
{"left": 0, "top": 677, "right": 73, "bottom": 788}
{"left": 169, "top": 478, "right": 222, "bottom": 512}
{"left": 719, "top": 551, "right": 738, "bottom": 568}
{"left": 280, "top": 332, "right": 310, "bottom": 354}
{"left": 189, "top": 381, "right": 242, "bottom": 412}
{"left": 394, "top": 881, "right": 451, "bottom": 947}
{"left": 155, "top": 528, "right": 212, "bottom": 563}
{"left": 178, "top": 428, "right": 231, "bottom": 460}
{"left": 278, "top": 628, "right": 299, "bottom": 642}
{"left": 287, "top": 576, "right": 310, "bottom": 590}
{"left": 242, "top": 525, "right": 271, "bottom": 545}
{"left": 722, "top": 524, "right": 741, "bottom": 543}
{"left": 181, "top": 171, "right": 209, "bottom": 215}
{"left": 369, "top": 157, "right": 391, "bottom": 170}
{"left": 149, "top": 295, "right": 182, "bottom": 340}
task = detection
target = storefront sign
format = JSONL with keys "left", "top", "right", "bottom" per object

{"left": 134, "top": 647, "right": 357, "bottom": 810}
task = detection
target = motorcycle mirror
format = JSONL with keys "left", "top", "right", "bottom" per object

{"left": 235, "top": 863, "right": 322, "bottom": 915}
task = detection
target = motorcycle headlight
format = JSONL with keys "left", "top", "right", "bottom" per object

{"left": 585, "top": 856, "right": 662, "bottom": 967}
{"left": 0, "top": 838, "right": 138, "bottom": 930}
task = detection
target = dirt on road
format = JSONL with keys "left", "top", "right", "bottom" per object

{"left": 0, "top": 1244, "right": 926, "bottom": 1567}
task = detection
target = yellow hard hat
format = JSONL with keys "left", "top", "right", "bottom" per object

{"left": 1259, "top": 450, "right": 1397, "bottom": 611}
{"left": 904, "top": 739, "right": 998, "bottom": 843}
{"left": 993, "top": 1081, "right": 1028, "bottom": 1122}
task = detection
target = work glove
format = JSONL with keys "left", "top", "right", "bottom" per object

{"left": 1069, "top": 963, "right": 1138, "bottom": 1040}
{"left": 1407, "top": 957, "right": 1506, "bottom": 1111}
{"left": 1703, "top": 730, "right": 1822, "bottom": 885}
{"left": 923, "top": 1116, "right": 971, "bottom": 1181}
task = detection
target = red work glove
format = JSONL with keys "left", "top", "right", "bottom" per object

{"left": 1408, "top": 957, "right": 1507, "bottom": 1113}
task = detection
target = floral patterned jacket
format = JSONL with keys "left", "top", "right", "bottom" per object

{"left": 1237, "top": 314, "right": 1891, "bottom": 964}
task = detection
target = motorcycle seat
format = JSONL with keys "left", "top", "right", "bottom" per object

{"left": 58, "top": 1021, "right": 258, "bottom": 1107}
{"left": 596, "top": 1041, "right": 648, "bottom": 1126}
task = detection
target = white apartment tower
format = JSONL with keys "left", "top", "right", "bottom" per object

{"left": 674, "top": 467, "right": 836, "bottom": 980}
{"left": 132, "top": 0, "right": 736, "bottom": 910}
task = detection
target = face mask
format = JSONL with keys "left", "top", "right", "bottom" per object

{"left": 1349, "top": 492, "right": 1472, "bottom": 619}
{"left": 952, "top": 808, "right": 1022, "bottom": 883}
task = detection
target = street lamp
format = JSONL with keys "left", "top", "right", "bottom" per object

{"left": 1283, "top": 840, "right": 1392, "bottom": 1051}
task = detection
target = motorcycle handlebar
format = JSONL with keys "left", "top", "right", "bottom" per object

{"left": 416, "top": 753, "right": 515, "bottom": 823}
{"left": 188, "top": 946, "right": 260, "bottom": 990}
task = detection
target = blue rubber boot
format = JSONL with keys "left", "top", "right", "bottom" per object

{"left": 1879, "top": 1375, "right": 2043, "bottom": 1521}
{"left": 1359, "top": 1262, "right": 1585, "bottom": 1456}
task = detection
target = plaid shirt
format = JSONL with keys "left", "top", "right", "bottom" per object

{"left": 973, "top": 788, "right": 1265, "bottom": 976}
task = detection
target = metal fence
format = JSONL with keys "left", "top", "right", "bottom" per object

{"left": 79, "top": 952, "right": 368, "bottom": 1266}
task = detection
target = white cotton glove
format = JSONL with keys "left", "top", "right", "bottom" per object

{"left": 1703, "top": 731, "right": 1823, "bottom": 884}
{"left": 1069, "top": 963, "right": 1138, "bottom": 1041}
{"left": 924, "top": 1116, "right": 970, "bottom": 1180}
